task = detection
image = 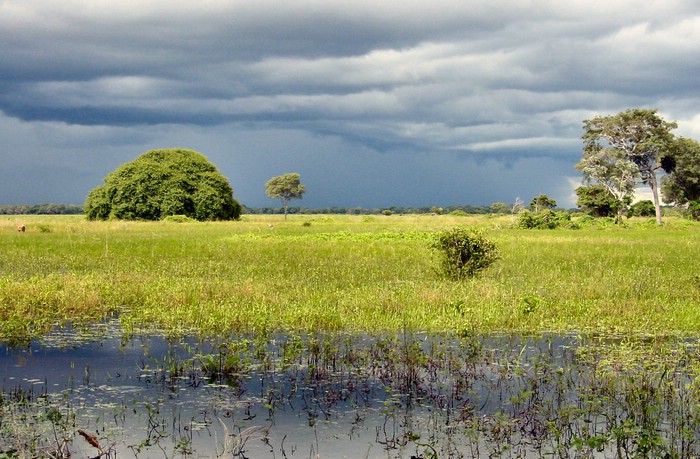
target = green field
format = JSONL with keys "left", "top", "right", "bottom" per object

{"left": 1, "top": 214, "right": 699, "bottom": 343}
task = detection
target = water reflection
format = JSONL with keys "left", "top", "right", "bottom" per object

{"left": 1, "top": 323, "right": 699, "bottom": 458}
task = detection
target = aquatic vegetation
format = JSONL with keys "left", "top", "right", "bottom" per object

{"left": 3, "top": 325, "right": 700, "bottom": 458}
{"left": 1, "top": 215, "right": 700, "bottom": 456}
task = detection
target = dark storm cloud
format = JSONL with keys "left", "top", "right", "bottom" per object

{"left": 1, "top": 0, "right": 700, "bottom": 207}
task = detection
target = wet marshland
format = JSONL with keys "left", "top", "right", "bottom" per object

{"left": 1, "top": 322, "right": 700, "bottom": 458}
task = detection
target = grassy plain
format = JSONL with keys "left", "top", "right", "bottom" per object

{"left": 0, "top": 213, "right": 699, "bottom": 342}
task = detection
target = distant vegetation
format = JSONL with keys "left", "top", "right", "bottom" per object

{"left": 0, "top": 204, "right": 83, "bottom": 215}
{"left": 243, "top": 204, "right": 506, "bottom": 215}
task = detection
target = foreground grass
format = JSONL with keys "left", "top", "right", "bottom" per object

{"left": 0, "top": 214, "right": 699, "bottom": 342}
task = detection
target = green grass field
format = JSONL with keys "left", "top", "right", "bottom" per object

{"left": 1, "top": 214, "right": 699, "bottom": 342}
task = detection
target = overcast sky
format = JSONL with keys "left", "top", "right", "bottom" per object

{"left": 2, "top": 0, "right": 700, "bottom": 209}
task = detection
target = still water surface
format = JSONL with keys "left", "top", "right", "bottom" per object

{"left": 1, "top": 322, "right": 698, "bottom": 458}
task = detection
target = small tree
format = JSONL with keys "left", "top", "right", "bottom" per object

{"left": 530, "top": 194, "right": 557, "bottom": 212}
{"left": 431, "top": 227, "right": 499, "bottom": 280}
{"left": 265, "top": 173, "right": 306, "bottom": 220}
{"left": 575, "top": 145, "right": 638, "bottom": 223}
{"left": 489, "top": 202, "right": 510, "bottom": 214}
{"left": 575, "top": 185, "right": 623, "bottom": 218}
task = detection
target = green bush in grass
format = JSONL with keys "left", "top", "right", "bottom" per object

{"left": 431, "top": 227, "right": 499, "bottom": 279}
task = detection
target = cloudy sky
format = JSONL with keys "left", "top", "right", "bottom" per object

{"left": 2, "top": 0, "right": 700, "bottom": 209}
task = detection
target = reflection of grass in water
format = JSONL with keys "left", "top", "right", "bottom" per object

{"left": 2, "top": 332, "right": 700, "bottom": 457}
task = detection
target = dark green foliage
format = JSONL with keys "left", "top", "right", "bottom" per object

{"left": 529, "top": 194, "right": 557, "bottom": 212}
{"left": 517, "top": 209, "right": 571, "bottom": 229}
{"left": 627, "top": 200, "right": 656, "bottom": 218}
{"left": 489, "top": 202, "right": 511, "bottom": 214}
{"left": 688, "top": 201, "right": 700, "bottom": 220}
{"left": 661, "top": 137, "right": 700, "bottom": 205}
{"left": 575, "top": 185, "right": 623, "bottom": 218}
{"left": 84, "top": 148, "right": 241, "bottom": 221}
{"left": 431, "top": 227, "right": 499, "bottom": 279}
{"left": 243, "top": 204, "right": 498, "bottom": 215}
{"left": 0, "top": 204, "right": 83, "bottom": 215}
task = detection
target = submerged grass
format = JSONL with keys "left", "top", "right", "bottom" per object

{"left": 1, "top": 214, "right": 699, "bottom": 342}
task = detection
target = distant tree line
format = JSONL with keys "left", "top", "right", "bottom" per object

{"left": 0, "top": 204, "right": 84, "bottom": 215}
{"left": 244, "top": 204, "right": 509, "bottom": 216}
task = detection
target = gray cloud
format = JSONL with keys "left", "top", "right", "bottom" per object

{"left": 1, "top": 0, "right": 699, "bottom": 208}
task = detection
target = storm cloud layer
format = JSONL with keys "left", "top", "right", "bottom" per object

{"left": 2, "top": 0, "right": 700, "bottom": 208}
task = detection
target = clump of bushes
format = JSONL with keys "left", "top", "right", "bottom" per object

{"left": 431, "top": 227, "right": 500, "bottom": 279}
{"left": 163, "top": 214, "right": 196, "bottom": 223}
{"left": 626, "top": 200, "right": 656, "bottom": 218}
{"left": 516, "top": 209, "right": 571, "bottom": 229}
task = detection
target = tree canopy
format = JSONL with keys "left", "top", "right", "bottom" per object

{"left": 265, "top": 173, "right": 306, "bottom": 219}
{"left": 575, "top": 145, "right": 638, "bottom": 223}
{"left": 529, "top": 194, "right": 557, "bottom": 212}
{"left": 581, "top": 108, "right": 677, "bottom": 224}
{"left": 575, "top": 185, "right": 622, "bottom": 218}
{"left": 84, "top": 148, "right": 241, "bottom": 221}
{"left": 627, "top": 200, "right": 656, "bottom": 218}
{"left": 661, "top": 137, "right": 700, "bottom": 206}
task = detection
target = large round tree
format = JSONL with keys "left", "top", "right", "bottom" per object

{"left": 85, "top": 148, "right": 242, "bottom": 221}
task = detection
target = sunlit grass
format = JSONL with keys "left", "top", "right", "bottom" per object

{"left": 1, "top": 214, "right": 699, "bottom": 342}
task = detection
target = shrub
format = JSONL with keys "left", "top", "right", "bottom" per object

{"left": 162, "top": 214, "right": 196, "bottom": 223}
{"left": 627, "top": 200, "right": 656, "bottom": 218}
{"left": 431, "top": 227, "right": 500, "bottom": 279}
{"left": 517, "top": 209, "right": 571, "bottom": 229}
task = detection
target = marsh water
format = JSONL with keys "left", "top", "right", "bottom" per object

{"left": 2, "top": 322, "right": 700, "bottom": 458}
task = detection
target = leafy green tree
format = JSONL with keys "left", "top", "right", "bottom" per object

{"left": 265, "top": 173, "right": 306, "bottom": 219}
{"left": 661, "top": 137, "right": 700, "bottom": 206}
{"left": 576, "top": 144, "right": 639, "bottom": 223}
{"left": 575, "top": 185, "right": 623, "bottom": 218}
{"left": 529, "top": 194, "right": 557, "bottom": 212}
{"left": 627, "top": 200, "right": 656, "bottom": 218}
{"left": 582, "top": 108, "right": 677, "bottom": 225}
{"left": 84, "top": 148, "right": 241, "bottom": 221}
{"left": 489, "top": 202, "right": 510, "bottom": 214}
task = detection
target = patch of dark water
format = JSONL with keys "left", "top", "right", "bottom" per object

{"left": 1, "top": 323, "right": 700, "bottom": 458}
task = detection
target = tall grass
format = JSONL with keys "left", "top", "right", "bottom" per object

{"left": 1, "top": 214, "right": 699, "bottom": 342}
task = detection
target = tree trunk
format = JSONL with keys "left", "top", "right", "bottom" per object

{"left": 615, "top": 206, "right": 624, "bottom": 224}
{"left": 648, "top": 171, "right": 663, "bottom": 225}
